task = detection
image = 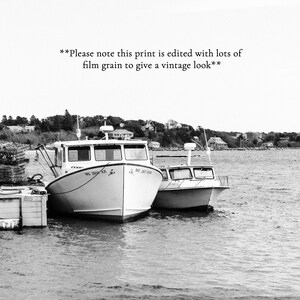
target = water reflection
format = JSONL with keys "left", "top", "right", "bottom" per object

{"left": 2, "top": 149, "right": 300, "bottom": 298}
{"left": 150, "top": 208, "right": 213, "bottom": 220}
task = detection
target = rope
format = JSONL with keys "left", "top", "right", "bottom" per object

{"left": 49, "top": 163, "right": 109, "bottom": 195}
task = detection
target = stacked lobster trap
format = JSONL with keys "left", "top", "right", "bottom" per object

{"left": 0, "top": 142, "right": 29, "bottom": 184}
{"left": 0, "top": 142, "right": 48, "bottom": 229}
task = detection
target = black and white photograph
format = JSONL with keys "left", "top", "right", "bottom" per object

{"left": 1, "top": 0, "right": 300, "bottom": 299}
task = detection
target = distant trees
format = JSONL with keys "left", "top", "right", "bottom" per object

{"left": 124, "top": 120, "right": 145, "bottom": 138}
{"left": 2, "top": 115, "right": 28, "bottom": 126}
{"left": 1, "top": 115, "right": 7, "bottom": 124}
{"left": 62, "top": 109, "right": 74, "bottom": 131}
{"left": 29, "top": 115, "right": 37, "bottom": 126}
{"left": 16, "top": 116, "right": 28, "bottom": 125}
{"left": 2, "top": 111, "right": 300, "bottom": 149}
{"left": 152, "top": 121, "right": 165, "bottom": 132}
{"left": 107, "top": 116, "right": 124, "bottom": 127}
{"left": 157, "top": 127, "right": 196, "bottom": 147}
{"left": 263, "top": 134, "right": 276, "bottom": 143}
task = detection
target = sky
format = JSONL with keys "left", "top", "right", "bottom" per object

{"left": 0, "top": 0, "right": 299, "bottom": 133}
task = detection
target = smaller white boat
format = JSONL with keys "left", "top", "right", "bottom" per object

{"left": 152, "top": 143, "right": 229, "bottom": 210}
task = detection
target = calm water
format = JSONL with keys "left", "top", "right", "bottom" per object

{"left": 1, "top": 149, "right": 300, "bottom": 299}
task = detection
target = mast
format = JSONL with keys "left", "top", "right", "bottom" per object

{"left": 76, "top": 115, "right": 81, "bottom": 140}
{"left": 202, "top": 127, "right": 211, "bottom": 164}
{"left": 192, "top": 126, "right": 212, "bottom": 164}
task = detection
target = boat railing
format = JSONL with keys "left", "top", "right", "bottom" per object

{"left": 36, "top": 144, "right": 59, "bottom": 178}
{"left": 162, "top": 176, "right": 229, "bottom": 190}
{"left": 216, "top": 176, "right": 229, "bottom": 187}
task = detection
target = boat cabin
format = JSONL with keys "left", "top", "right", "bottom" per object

{"left": 52, "top": 140, "right": 151, "bottom": 176}
{"left": 161, "top": 166, "right": 215, "bottom": 181}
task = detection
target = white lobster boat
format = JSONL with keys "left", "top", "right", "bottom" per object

{"left": 42, "top": 124, "right": 162, "bottom": 222}
{"left": 152, "top": 143, "right": 229, "bottom": 210}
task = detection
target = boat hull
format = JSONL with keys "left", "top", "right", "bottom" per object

{"left": 152, "top": 186, "right": 228, "bottom": 210}
{"left": 46, "top": 163, "right": 162, "bottom": 222}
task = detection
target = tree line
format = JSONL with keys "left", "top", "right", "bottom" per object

{"left": 1, "top": 110, "right": 299, "bottom": 148}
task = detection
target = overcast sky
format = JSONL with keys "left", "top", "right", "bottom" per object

{"left": 0, "top": 0, "right": 299, "bottom": 133}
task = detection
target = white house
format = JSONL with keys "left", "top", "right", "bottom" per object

{"left": 7, "top": 125, "right": 35, "bottom": 133}
{"left": 108, "top": 129, "right": 134, "bottom": 140}
{"left": 149, "top": 141, "right": 160, "bottom": 149}
{"left": 165, "top": 119, "right": 183, "bottom": 130}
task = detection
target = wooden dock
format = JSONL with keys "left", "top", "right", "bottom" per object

{"left": 0, "top": 186, "right": 47, "bottom": 229}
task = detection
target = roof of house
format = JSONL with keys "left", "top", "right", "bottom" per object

{"left": 111, "top": 129, "right": 133, "bottom": 134}
{"left": 208, "top": 137, "right": 227, "bottom": 144}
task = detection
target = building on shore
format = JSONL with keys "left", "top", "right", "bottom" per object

{"left": 165, "top": 119, "right": 182, "bottom": 130}
{"left": 262, "top": 142, "right": 274, "bottom": 148}
{"left": 7, "top": 125, "right": 35, "bottom": 133}
{"left": 149, "top": 141, "right": 160, "bottom": 149}
{"left": 207, "top": 137, "right": 228, "bottom": 150}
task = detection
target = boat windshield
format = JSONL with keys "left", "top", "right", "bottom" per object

{"left": 94, "top": 145, "right": 122, "bottom": 161}
{"left": 68, "top": 146, "right": 91, "bottom": 162}
{"left": 194, "top": 167, "right": 214, "bottom": 179}
{"left": 169, "top": 168, "right": 192, "bottom": 180}
{"left": 124, "top": 145, "right": 147, "bottom": 160}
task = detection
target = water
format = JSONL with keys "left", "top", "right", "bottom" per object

{"left": 1, "top": 149, "right": 300, "bottom": 299}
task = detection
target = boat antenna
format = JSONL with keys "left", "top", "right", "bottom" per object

{"left": 76, "top": 115, "right": 81, "bottom": 140}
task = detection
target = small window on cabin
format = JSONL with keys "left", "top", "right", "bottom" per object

{"left": 124, "top": 145, "right": 147, "bottom": 160}
{"left": 169, "top": 168, "right": 192, "bottom": 180}
{"left": 194, "top": 168, "right": 214, "bottom": 179}
{"left": 68, "top": 146, "right": 91, "bottom": 162}
{"left": 94, "top": 145, "right": 122, "bottom": 161}
{"left": 161, "top": 169, "right": 168, "bottom": 180}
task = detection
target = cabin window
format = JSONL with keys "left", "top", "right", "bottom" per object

{"left": 68, "top": 146, "right": 91, "bottom": 162}
{"left": 194, "top": 168, "right": 214, "bottom": 179}
{"left": 94, "top": 145, "right": 122, "bottom": 161}
{"left": 161, "top": 169, "right": 168, "bottom": 180}
{"left": 169, "top": 168, "right": 192, "bottom": 180}
{"left": 124, "top": 145, "right": 147, "bottom": 160}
